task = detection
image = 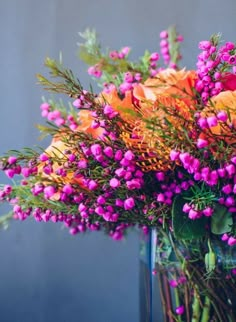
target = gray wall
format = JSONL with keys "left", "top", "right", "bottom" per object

{"left": 0, "top": 1, "right": 236, "bottom": 322}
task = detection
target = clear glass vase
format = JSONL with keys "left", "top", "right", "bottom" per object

{"left": 139, "top": 229, "right": 236, "bottom": 322}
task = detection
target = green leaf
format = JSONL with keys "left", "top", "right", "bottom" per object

{"left": 172, "top": 195, "right": 207, "bottom": 240}
{"left": 211, "top": 204, "right": 233, "bottom": 235}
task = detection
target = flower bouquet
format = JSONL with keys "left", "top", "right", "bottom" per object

{"left": 1, "top": 26, "right": 236, "bottom": 321}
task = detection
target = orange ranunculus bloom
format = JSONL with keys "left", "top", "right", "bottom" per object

{"left": 102, "top": 69, "right": 197, "bottom": 171}
{"left": 37, "top": 110, "right": 103, "bottom": 188}
{"left": 100, "top": 89, "right": 135, "bottom": 122}
{"left": 133, "top": 68, "right": 197, "bottom": 105}
{"left": 199, "top": 90, "right": 236, "bottom": 159}
{"left": 37, "top": 137, "right": 84, "bottom": 187}
{"left": 77, "top": 110, "right": 104, "bottom": 138}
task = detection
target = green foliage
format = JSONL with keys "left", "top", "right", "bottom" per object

{"left": 37, "top": 58, "right": 83, "bottom": 97}
{"left": 172, "top": 195, "right": 207, "bottom": 240}
{"left": 167, "top": 26, "right": 181, "bottom": 65}
{"left": 78, "top": 28, "right": 151, "bottom": 85}
{"left": 211, "top": 204, "right": 233, "bottom": 234}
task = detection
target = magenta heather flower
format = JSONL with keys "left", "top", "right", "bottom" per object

{"left": 90, "top": 144, "right": 102, "bottom": 156}
{"left": 115, "top": 199, "right": 124, "bottom": 207}
{"left": 5, "top": 169, "right": 15, "bottom": 178}
{"left": 197, "top": 117, "right": 208, "bottom": 129}
{"left": 44, "top": 186, "right": 56, "bottom": 199}
{"left": 103, "top": 146, "right": 113, "bottom": 158}
{"left": 124, "top": 150, "right": 135, "bottom": 161}
{"left": 157, "top": 193, "right": 165, "bottom": 203}
{"left": 196, "top": 138, "right": 208, "bottom": 149}
{"left": 150, "top": 52, "right": 159, "bottom": 61}
{"left": 228, "top": 236, "right": 236, "bottom": 246}
{"left": 222, "top": 233, "right": 229, "bottom": 241}
{"left": 202, "top": 206, "right": 214, "bottom": 217}
{"left": 198, "top": 41, "right": 212, "bottom": 50}
{"left": 126, "top": 179, "right": 142, "bottom": 190}
{"left": 39, "top": 153, "right": 49, "bottom": 162}
{"left": 155, "top": 172, "right": 165, "bottom": 181}
{"left": 170, "top": 150, "right": 180, "bottom": 161}
{"left": 225, "top": 164, "right": 235, "bottom": 176}
{"left": 95, "top": 206, "right": 105, "bottom": 216}
{"left": 77, "top": 160, "right": 87, "bottom": 169}
{"left": 110, "top": 231, "right": 123, "bottom": 241}
{"left": 109, "top": 178, "right": 120, "bottom": 188}
{"left": 183, "top": 203, "right": 191, "bottom": 213}
{"left": 176, "top": 305, "right": 185, "bottom": 315}
{"left": 88, "top": 180, "right": 98, "bottom": 190}
{"left": 8, "top": 156, "right": 17, "bottom": 164}
{"left": 21, "top": 167, "right": 31, "bottom": 177}
{"left": 97, "top": 196, "right": 106, "bottom": 205}
{"left": 188, "top": 209, "right": 200, "bottom": 220}
{"left": 207, "top": 116, "right": 218, "bottom": 127}
{"left": 124, "top": 197, "right": 135, "bottom": 210}
{"left": 62, "top": 184, "right": 74, "bottom": 195}
{"left": 225, "top": 196, "right": 235, "bottom": 207}
{"left": 169, "top": 280, "right": 178, "bottom": 288}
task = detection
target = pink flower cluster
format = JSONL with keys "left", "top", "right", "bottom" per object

{"left": 196, "top": 40, "right": 236, "bottom": 102}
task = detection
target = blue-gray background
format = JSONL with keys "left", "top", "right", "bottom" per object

{"left": 0, "top": 1, "right": 236, "bottom": 322}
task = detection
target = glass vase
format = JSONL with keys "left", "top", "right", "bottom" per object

{"left": 139, "top": 229, "right": 236, "bottom": 322}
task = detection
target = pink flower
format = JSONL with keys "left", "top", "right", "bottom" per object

{"left": 198, "top": 41, "right": 211, "bottom": 50}
{"left": 217, "top": 111, "right": 228, "bottom": 122}
{"left": 44, "top": 186, "right": 56, "bottom": 199}
{"left": 196, "top": 138, "right": 208, "bottom": 149}
{"left": 8, "top": 156, "right": 17, "bottom": 164}
{"left": 103, "top": 146, "right": 113, "bottom": 158}
{"left": 170, "top": 150, "right": 180, "bottom": 161}
{"left": 124, "top": 150, "right": 135, "bottom": 161}
{"left": 188, "top": 209, "right": 200, "bottom": 220}
{"left": 62, "top": 184, "right": 74, "bottom": 195}
{"left": 228, "top": 236, "right": 236, "bottom": 246}
{"left": 109, "top": 178, "right": 120, "bottom": 188}
{"left": 150, "top": 52, "right": 160, "bottom": 61}
{"left": 207, "top": 116, "right": 218, "bottom": 127}
{"left": 5, "top": 169, "right": 15, "bottom": 178}
{"left": 88, "top": 180, "right": 98, "bottom": 190}
{"left": 169, "top": 280, "right": 178, "bottom": 288}
{"left": 124, "top": 197, "right": 135, "bottom": 210}
{"left": 155, "top": 172, "right": 165, "bottom": 181}
{"left": 182, "top": 203, "right": 191, "bottom": 213}
{"left": 222, "top": 233, "right": 229, "bottom": 241}
{"left": 176, "top": 305, "right": 185, "bottom": 315}
{"left": 126, "top": 179, "right": 142, "bottom": 190}
{"left": 202, "top": 207, "right": 214, "bottom": 217}
{"left": 90, "top": 144, "right": 102, "bottom": 156}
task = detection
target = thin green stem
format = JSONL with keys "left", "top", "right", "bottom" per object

{"left": 200, "top": 296, "right": 210, "bottom": 322}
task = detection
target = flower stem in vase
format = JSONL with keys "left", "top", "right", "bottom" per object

{"left": 156, "top": 268, "right": 169, "bottom": 322}
{"left": 162, "top": 269, "right": 175, "bottom": 322}
{"left": 200, "top": 296, "right": 210, "bottom": 322}
{"left": 191, "top": 289, "right": 201, "bottom": 322}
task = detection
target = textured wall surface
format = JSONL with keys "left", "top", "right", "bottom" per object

{"left": 0, "top": 1, "right": 236, "bottom": 321}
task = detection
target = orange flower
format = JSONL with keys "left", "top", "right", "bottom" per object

{"left": 133, "top": 68, "right": 197, "bottom": 106}
{"left": 102, "top": 69, "right": 197, "bottom": 172}
{"left": 37, "top": 110, "right": 103, "bottom": 189}
{"left": 100, "top": 89, "right": 135, "bottom": 122}
{"left": 77, "top": 110, "right": 104, "bottom": 138}
{"left": 37, "top": 136, "right": 84, "bottom": 187}
{"left": 199, "top": 90, "right": 236, "bottom": 159}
